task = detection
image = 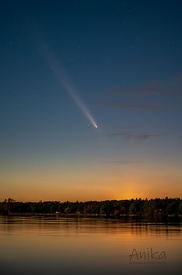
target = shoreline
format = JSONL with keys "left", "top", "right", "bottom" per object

{"left": 1, "top": 213, "right": 182, "bottom": 218}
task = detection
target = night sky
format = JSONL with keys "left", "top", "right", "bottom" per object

{"left": 1, "top": 0, "right": 182, "bottom": 201}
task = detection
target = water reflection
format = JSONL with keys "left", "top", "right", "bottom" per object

{"left": 1, "top": 216, "right": 181, "bottom": 236}
{"left": 0, "top": 216, "right": 181, "bottom": 275}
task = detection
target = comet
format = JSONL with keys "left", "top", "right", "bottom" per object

{"left": 53, "top": 66, "right": 98, "bottom": 129}
{"left": 38, "top": 40, "right": 98, "bottom": 129}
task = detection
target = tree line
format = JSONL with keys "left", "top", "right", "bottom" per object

{"left": 0, "top": 197, "right": 182, "bottom": 217}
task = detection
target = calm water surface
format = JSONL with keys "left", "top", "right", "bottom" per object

{"left": 0, "top": 216, "right": 181, "bottom": 275}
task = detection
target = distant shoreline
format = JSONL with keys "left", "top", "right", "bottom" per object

{"left": 1, "top": 213, "right": 182, "bottom": 218}
{"left": 1, "top": 198, "right": 182, "bottom": 218}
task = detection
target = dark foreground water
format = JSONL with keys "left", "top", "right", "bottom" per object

{"left": 0, "top": 216, "right": 181, "bottom": 275}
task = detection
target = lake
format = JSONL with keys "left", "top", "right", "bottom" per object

{"left": 0, "top": 216, "right": 181, "bottom": 275}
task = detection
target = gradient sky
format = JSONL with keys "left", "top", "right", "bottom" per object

{"left": 0, "top": 0, "right": 182, "bottom": 202}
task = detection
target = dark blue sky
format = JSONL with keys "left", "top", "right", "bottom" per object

{"left": 0, "top": 0, "right": 182, "bottom": 201}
